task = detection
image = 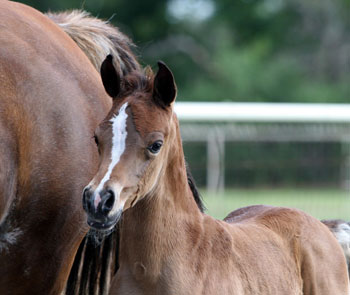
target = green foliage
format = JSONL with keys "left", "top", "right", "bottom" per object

{"left": 18, "top": 0, "right": 349, "bottom": 103}
{"left": 179, "top": 40, "right": 350, "bottom": 102}
{"left": 17, "top": 0, "right": 350, "bottom": 188}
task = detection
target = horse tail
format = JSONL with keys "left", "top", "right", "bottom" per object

{"left": 64, "top": 226, "right": 120, "bottom": 295}
{"left": 46, "top": 10, "right": 140, "bottom": 75}
{"left": 322, "top": 219, "right": 350, "bottom": 275}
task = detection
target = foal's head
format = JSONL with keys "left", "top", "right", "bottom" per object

{"left": 83, "top": 55, "right": 178, "bottom": 231}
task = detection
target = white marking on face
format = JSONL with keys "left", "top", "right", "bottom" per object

{"left": 95, "top": 102, "right": 128, "bottom": 196}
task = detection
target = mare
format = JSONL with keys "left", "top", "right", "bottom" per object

{"left": 0, "top": 2, "right": 138, "bottom": 294}
{"left": 83, "top": 57, "right": 350, "bottom": 294}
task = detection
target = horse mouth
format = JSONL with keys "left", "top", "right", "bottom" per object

{"left": 86, "top": 210, "right": 122, "bottom": 232}
{"left": 87, "top": 219, "right": 116, "bottom": 231}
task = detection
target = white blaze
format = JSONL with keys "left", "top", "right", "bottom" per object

{"left": 96, "top": 102, "right": 128, "bottom": 194}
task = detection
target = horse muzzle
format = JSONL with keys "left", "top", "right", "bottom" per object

{"left": 83, "top": 186, "right": 122, "bottom": 231}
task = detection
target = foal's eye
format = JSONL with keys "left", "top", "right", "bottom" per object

{"left": 147, "top": 141, "right": 163, "bottom": 154}
{"left": 93, "top": 135, "right": 99, "bottom": 146}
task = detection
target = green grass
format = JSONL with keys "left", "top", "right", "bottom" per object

{"left": 202, "top": 188, "right": 350, "bottom": 221}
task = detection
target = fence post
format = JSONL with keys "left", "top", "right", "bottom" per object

{"left": 341, "top": 140, "right": 350, "bottom": 191}
{"left": 207, "top": 128, "right": 225, "bottom": 194}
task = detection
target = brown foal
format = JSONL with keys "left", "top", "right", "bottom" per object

{"left": 83, "top": 56, "right": 349, "bottom": 294}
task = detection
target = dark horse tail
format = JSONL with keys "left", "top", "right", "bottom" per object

{"left": 64, "top": 227, "right": 120, "bottom": 295}
{"left": 322, "top": 219, "right": 350, "bottom": 275}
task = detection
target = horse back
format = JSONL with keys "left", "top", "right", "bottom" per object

{"left": 224, "top": 205, "right": 349, "bottom": 294}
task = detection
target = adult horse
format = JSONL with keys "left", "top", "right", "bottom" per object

{"left": 83, "top": 57, "right": 349, "bottom": 294}
{"left": 0, "top": 2, "right": 138, "bottom": 294}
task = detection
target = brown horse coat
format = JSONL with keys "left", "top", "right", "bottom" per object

{"left": 0, "top": 1, "right": 111, "bottom": 293}
{"left": 81, "top": 61, "right": 349, "bottom": 294}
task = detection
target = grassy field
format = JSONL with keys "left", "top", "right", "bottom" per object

{"left": 202, "top": 188, "right": 350, "bottom": 221}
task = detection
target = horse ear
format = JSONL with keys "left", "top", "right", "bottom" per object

{"left": 153, "top": 61, "right": 177, "bottom": 107}
{"left": 100, "top": 55, "right": 121, "bottom": 98}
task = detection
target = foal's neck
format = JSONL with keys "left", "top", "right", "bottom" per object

{"left": 119, "top": 122, "right": 202, "bottom": 276}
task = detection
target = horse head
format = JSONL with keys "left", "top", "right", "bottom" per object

{"left": 83, "top": 55, "right": 177, "bottom": 231}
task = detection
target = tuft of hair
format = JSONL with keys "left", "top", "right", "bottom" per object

{"left": 113, "top": 67, "right": 154, "bottom": 100}
{"left": 46, "top": 10, "right": 140, "bottom": 76}
{"left": 322, "top": 219, "right": 350, "bottom": 273}
{"left": 186, "top": 164, "right": 206, "bottom": 213}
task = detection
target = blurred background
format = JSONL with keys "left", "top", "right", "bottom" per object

{"left": 20, "top": 0, "right": 350, "bottom": 219}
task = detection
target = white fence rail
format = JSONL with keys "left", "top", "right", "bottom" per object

{"left": 175, "top": 102, "right": 350, "bottom": 192}
{"left": 175, "top": 102, "right": 350, "bottom": 123}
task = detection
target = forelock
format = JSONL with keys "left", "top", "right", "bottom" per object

{"left": 117, "top": 68, "right": 154, "bottom": 98}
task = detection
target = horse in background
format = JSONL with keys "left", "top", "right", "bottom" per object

{"left": 82, "top": 56, "right": 349, "bottom": 294}
{"left": 0, "top": 2, "right": 137, "bottom": 294}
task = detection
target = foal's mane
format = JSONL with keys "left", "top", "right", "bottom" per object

{"left": 117, "top": 68, "right": 154, "bottom": 98}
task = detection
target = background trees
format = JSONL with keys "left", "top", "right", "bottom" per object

{"left": 19, "top": 0, "right": 350, "bottom": 190}
{"left": 21, "top": 0, "right": 349, "bottom": 103}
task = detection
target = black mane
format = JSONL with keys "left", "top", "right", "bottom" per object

{"left": 186, "top": 164, "right": 206, "bottom": 213}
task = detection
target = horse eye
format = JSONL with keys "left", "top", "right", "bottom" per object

{"left": 147, "top": 141, "right": 163, "bottom": 154}
{"left": 93, "top": 135, "right": 99, "bottom": 146}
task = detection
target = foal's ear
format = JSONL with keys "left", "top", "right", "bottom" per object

{"left": 100, "top": 55, "right": 121, "bottom": 98}
{"left": 153, "top": 61, "right": 177, "bottom": 108}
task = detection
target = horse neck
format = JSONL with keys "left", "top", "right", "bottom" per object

{"left": 119, "top": 119, "right": 202, "bottom": 276}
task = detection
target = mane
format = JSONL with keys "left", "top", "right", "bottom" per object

{"left": 116, "top": 67, "right": 154, "bottom": 98}
{"left": 46, "top": 10, "right": 140, "bottom": 75}
{"left": 186, "top": 165, "right": 205, "bottom": 213}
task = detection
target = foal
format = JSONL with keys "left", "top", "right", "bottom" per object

{"left": 83, "top": 56, "right": 349, "bottom": 294}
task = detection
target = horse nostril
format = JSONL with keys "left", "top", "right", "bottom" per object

{"left": 101, "top": 190, "right": 115, "bottom": 215}
{"left": 82, "top": 187, "right": 91, "bottom": 212}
